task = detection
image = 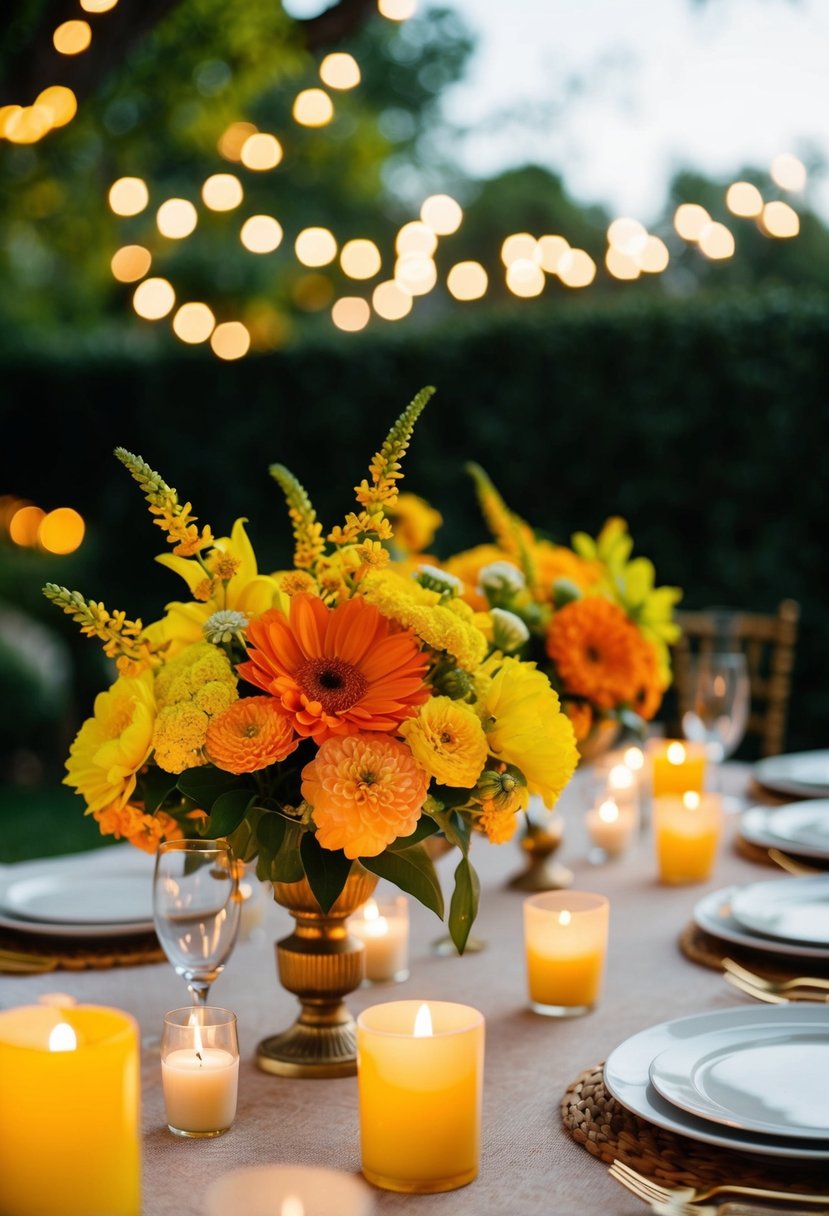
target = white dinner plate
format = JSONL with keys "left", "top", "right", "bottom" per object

{"left": 0, "top": 861, "right": 155, "bottom": 938}
{"left": 693, "top": 884, "right": 829, "bottom": 961}
{"left": 604, "top": 1006, "right": 829, "bottom": 1160}
{"left": 754, "top": 751, "right": 829, "bottom": 799}
{"left": 740, "top": 802, "right": 829, "bottom": 861}
{"left": 648, "top": 1012, "right": 829, "bottom": 1139}
{"left": 730, "top": 876, "right": 829, "bottom": 945}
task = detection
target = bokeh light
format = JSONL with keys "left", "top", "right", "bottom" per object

{"left": 211, "top": 321, "right": 251, "bottom": 360}
{"left": 156, "top": 198, "right": 198, "bottom": 239}
{"left": 394, "top": 254, "right": 437, "bottom": 295}
{"left": 538, "top": 235, "right": 569, "bottom": 274}
{"left": 395, "top": 222, "right": 437, "bottom": 257}
{"left": 80, "top": 0, "right": 119, "bottom": 11}
{"left": 340, "top": 239, "right": 382, "bottom": 279}
{"left": 505, "top": 258, "right": 545, "bottom": 297}
{"left": 111, "top": 245, "right": 152, "bottom": 283}
{"left": 172, "top": 303, "right": 216, "bottom": 344}
{"left": 240, "top": 215, "right": 283, "bottom": 254}
{"left": 761, "top": 200, "right": 800, "bottom": 238}
{"left": 372, "top": 281, "right": 413, "bottom": 320}
{"left": 201, "top": 174, "right": 244, "bottom": 211}
{"left": 3, "top": 106, "right": 51, "bottom": 144}
{"left": 240, "top": 133, "right": 283, "bottom": 171}
{"left": 674, "top": 203, "right": 710, "bottom": 241}
{"left": 501, "top": 233, "right": 540, "bottom": 267}
{"left": 38, "top": 508, "right": 85, "bottom": 555}
{"left": 378, "top": 0, "right": 417, "bottom": 18}
{"left": 446, "top": 261, "right": 488, "bottom": 300}
{"left": 698, "top": 221, "right": 735, "bottom": 259}
{"left": 53, "top": 20, "right": 92, "bottom": 55}
{"left": 556, "top": 250, "right": 596, "bottom": 288}
{"left": 637, "top": 235, "right": 669, "bottom": 273}
{"left": 292, "top": 89, "right": 334, "bottom": 127}
{"left": 9, "top": 506, "right": 45, "bottom": 547}
{"left": 331, "top": 297, "right": 370, "bottom": 332}
{"left": 725, "top": 181, "right": 763, "bottom": 218}
{"left": 420, "top": 194, "right": 463, "bottom": 236}
{"left": 219, "top": 121, "right": 257, "bottom": 162}
{"left": 771, "top": 153, "right": 807, "bottom": 192}
{"left": 108, "top": 177, "right": 149, "bottom": 217}
{"left": 133, "top": 277, "right": 176, "bottom": 320}
{"left": 605, "top": 247, "right": 640, "bottom": 280}
{"left": 607, "top": 217, "right": 647, "bottom": 256}
{"left": 295, "top": 227, "right": 337, "bottom": 267}
{"left": 35, "top": 87, "right": 77, "bottom": 129}
{"left": 319, "top": 53, "right": 361, "bottom": 90}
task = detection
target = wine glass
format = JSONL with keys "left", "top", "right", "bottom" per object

{"left": 681, "top": 650, "right": 751, "bottom": 808}
{"left": 153, "top": 839, "right": 242, "bottom": 1006}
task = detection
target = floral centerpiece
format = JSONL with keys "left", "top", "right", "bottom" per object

{"left": 44, "top": 389, "right": 579, "bottom": 957}
{"left": 441, "top": 466, "right": 683, "bottom": 753}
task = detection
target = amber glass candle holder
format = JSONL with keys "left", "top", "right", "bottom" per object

{"left": 523, "top": 891, "right": 610, "bottom": 1017}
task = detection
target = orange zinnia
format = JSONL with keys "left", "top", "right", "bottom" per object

{"left": 302, "top": 733, "right": 430, "bottom": 858}
{"left": 545, "top": 597, "right": 641, "bottom": 710}
{"left": 237, "top": 593, "right": 430, "bottom": 743}
{"left": 205, "top": 696, "right": 299, "bottom": 774}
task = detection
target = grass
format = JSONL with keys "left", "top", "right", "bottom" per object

{"left": 0, "top": 783, "right": 118, "bottom": 864}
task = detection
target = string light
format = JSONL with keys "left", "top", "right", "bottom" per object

{"left": 394, "top": 254, "right": 436, "bottom": 295}
{"left": 172, "top": 303, "right": 216, "bottom": 344}
{"left": 219, "top": 122, "right": 257, "bottom": 162}
{"left": 538, "top": 235, "right": 569, "bottom": 274}
{"left": 331, "top": 297, "right": 370, "bottom": 332}
{"left": 395, "top": 222, "right": 437, "bottom": 257}
{"left": 501, "top": 233, "right": 540, "bottom": 267}
{"left": 726, "top": 181, "right": 763, "bottom": 218}
{"left": 674, "top": 204, "right": 710, "bottom": 242}
{"left": 340, "top": 239, "right": 382, "bottom": 280}
{"left": 698, "top": 221, "right": 735, "bottom": 260}
{"left": 211, "top": 321, "right": 251, "bottom": 360}
{"left": 132, "top": 278, "right": 176, "bottom": 320}
{"left": 292, "top": 89, "right": 334, "bottom": 127}
{"left": 240, "top": 133, "right": 282, "bottom": 171}
{"left": 761, "top": 200, "right": 799, "bottom": 238}
{"left": 636, "top": 235, "right": 669, "bottom": 273}
{"left": 771, "top": 153, "right": 807, "bottom": 192}
{"left": 319, "top": 53, "right": 361, "bottom": 90}
{"left": 420, "top": 194, "right": 463, "bottom": 236}
{"left": 35, "top": 87, "right": 77, "bottom": 129}
{"left": 607, "top": 217, "right": 647, "bottom": 257}
{"left": 240, "top": 215, "right": 283, "bottom": 254}
{"left": 108, "top": 177, "right": 149, "bottom": 217}
{"left": 3, "top": 107, "right": 51, "bottom": 144}
{"left": 556, "top": 249, "right": 596, "bottom": 288}
{"left": 38, "top": 508, "right": 85, "bottom": 555}
{"left": 53, "top": 20, "right": 92, "bottom": 55}
{"left": 605, "top": 246, "right": 640, "bottom": 280}
{"left": 446, "top": 261, "right": 488, "bottom": 300}
{"left": 505, "top": 258, "right": 544, "bottom": 297}
{"left": 9, "top": 506, "right": 45, "bottom": 547}
{"left": 201, "top": 174, "right": 243, "bottom": 212}
{"left": 372, "top": 281, "right": 413, "bottom": 320}
{"left": 295, "top": 227, "right": 337, "bottom": 267}
{"left": 80, "top": 0, "right": 119, "bottom": 11}
{"left": 111, "top": 245, "right": 152, "bottom": 283}
{"left": 156, "top": 199, "right": 198, "bottom": 239}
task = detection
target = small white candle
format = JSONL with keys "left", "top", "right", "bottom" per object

{"left": 606, "top": 762, "right": 641, "bottom": 829}
{"left": 205, "top": 1164, "right": 375, "bottom": 1216}
{"left": 585, "top": 797, "right": 637, "bottom": 859}
{"left": 161, "top": 1008, "right": 239, "bottom": 1136}
{"left": 350, "top": 897, "right": 409, "bottom": 983}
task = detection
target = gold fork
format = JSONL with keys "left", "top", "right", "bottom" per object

{"left": 608, "top": 1159, "right": 829, "bottom": 1207}
{"left": 0, "top": 948, "right": 58, "bottom": 974}
{"left": 767, "top": 848, "right": 823, "bottom": 876}
{"left": 723, "top": 957, "right": 829, "bottom": 993}
{"left": 724, "top": 971, "right": 829, "bottom": 1004}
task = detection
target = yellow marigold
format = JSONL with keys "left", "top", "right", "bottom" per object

{"left": 478, "top": 804, "right": 519, "bottom": 844}
{"left": 93, "top": 802, "right": 184, "bottom": 853}
{"left": 387, "top": 493, "right": 443, "bottom": 554}
{"left": 206, "top": 697, "right": 299, "bottom": 774}
{"left": 545, "top": 597, "right": 642, "bottom": 711}
{"left": 64, "top": 670, "right": 156, "bottom": 814}
{"left": 400, "top": 696, "right": 488, "bottom": 788}
{"left": 360, "top": 569, "right": 487, "bottom": 672}
{"left": 153, "top": 642, "right": 238, "bottom": 773}
{"left": 563, "top": 699, "right": 593, "bottom": 743}
{"left": 479, "top": 655, "right": 578, "bottom": 809}
{"left": 301, "top": 733, "right": 429, "bottom": 858}
{"left": 442, "top": 544, "right": 506, "bottom": 610}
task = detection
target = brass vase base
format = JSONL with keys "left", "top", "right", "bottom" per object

{"left": 507, "top": 821, "right": 573, "bottom": 892}
{"left": 256, "top": 1011, "right": 358, "bottom": 1078}
{"left": 362, "top": 1166, "right": 477, "bottom": 1194}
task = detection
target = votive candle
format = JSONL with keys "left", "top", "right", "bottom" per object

{"left": 585, "top": 797, "right": 637, "bottom": 859}
{"left": 0, "top": 1001, "right": 141, "bottom": 1216}
{"left": 653, "top": 790, "right": 723, "bottom": 884}
{"left": 205, "top": 1164, "right": 375, "bottom": 1216}
{"left": 650, "top": 740, "right": 707, "bottom": 797}
{"left": 349, "top": 896, "right": 409, "bottom": 983}
{"left": 357, "top": 1000, "right": 484, "bottom": 1193}
{"left": 524, "top": 891, "right": 610, "bottom": 1016}
{"left": 161, "top": 1007, "right": 239, "bottom": 1137}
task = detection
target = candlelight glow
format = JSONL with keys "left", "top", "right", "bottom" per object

{"left": 80, "top": 0, "right": 119, "bottom": 10}
{"left": 761, "top": 201, "right": 799, "bottom": 238}
{"left": 2, "top": 106, "right": 50, "bottom": 144}
{"left": 340, "top": 238, "right": 382, "bottom": 279}
{"left": 683, "top": 791, "right": 702, "bottom": 810}
{"left": 108, "top": 177, "right": 149, "bottom": 217}
{"left": 363, "top": 899, "right": 379, "bottom": 922}
{"left": 210, "top": 321, "right": 250, "bottom": 360}
{"left": 372, "top": 280, "right": 413, "bottom": 319}
{"left": 48, "top": 1023, "right": 77, "bottom": 1052}
{"left": 623, "top": 747, "right": 645, "bottom": 771}
{"left": 667, "top": 742, "right": 687, "bottom": 765}
{"left": 558, "top": 909, "right": 572, "bottom": 927}
{"left": 598, "top": 799, "right": 620, "bottom": 824}
{"left": 420, "top": 194, "right": 463, "bottom": 235}
{"left": 281, "top": 1198, "right": 304, "bottom": 1216}
{"left": 240, "top": 215, "right": 283, "bottom": 254}
{"left": 172, "top": 303, "right": 215, "bottom": 345}
{"left": 295, "top": 227, "right": 337, "bottom": 267}
{"left": 395, "top": 221, "right": 437, "bottom": 257}
{"left": 674, "top": 203, "right": 710, "bottom": 241}
{"left": 156, "top": 198, "right": 198, "bottom": 240}
{"left": 771, "top": 152, "right": 807, "bottom": 192}
{"left": 292, "top": 89, "right": 334, "bottom": 127}
{"left": 240, "top": 133, "right": 282, "bottom": 171}
{"left": 9, "top": 506, "right": 45, "bottom": 547}
{"left": 378, "top": 0, "right": 417, "bottom": 19}
{"left": 39, "top": 508, "right": 85, "bottom": 555}
{"left": 698, "top": 221, "right": 735, "bottom": 260}
{"left": 413, "top": 1003, "right": 432, "bottom": 1037}
{"left": 189, "top": 1010, "right": 205, "bottom": 1058}
{"left": 110, "top": 245, "right": 152, "bottom": 283}
{"left": 726, "top": 181, "right": 763, "bottom": 218}
{"left": 501, "top": 233, "right": 540, "bottom": 267}
{"left": 446, "top": 260, "right": 488, "bottom": 300}
{"left": 219, "top": 121, "right": 257, "bottom": 162}
{"left": 53, "top": 20, "right": 92, "bottom": 55}
{"left": 608, "top": 764, "right": 634, "bottom": 791}
{"left": 331, "top": 297, "right": 370, "bottom": 332}
{"left": 201, "top": 174, "right": 243, "bottom": 212}
{"left": 35, "top": 86, "right": 77, "bottom": 129}
{"left": 132, "top": 277, "right": 175, "bottom": 320}
{"left": 557, "top": 249, "right": 596, "bottom": 288}
{"left": 320, "top": 53, "right": 361, "bottom": 90}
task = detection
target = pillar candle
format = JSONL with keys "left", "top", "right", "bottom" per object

{"left": 160, "top": 1007, "right": 239, "bottom": 1137}
{"left": 523, "top": 891, "right": 610, "bottom": 1016}
{"left": 0, "top": 1002, "right": 140, "bottom": 1216}
{"left": 357, "top": 1000, "right": 484, "bottom": 1193}
{"left": 650, "top": 740, "right": 707, "bottom": 797}
{"left": 349, "top": 897, "right": 409, "bottom": 983}
{"left": 653, "top": 790, "right": 723, "bottom": 884}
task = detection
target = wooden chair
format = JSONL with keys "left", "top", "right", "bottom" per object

{"left": 670, "top": 599, "right": 800, "bottom": 758}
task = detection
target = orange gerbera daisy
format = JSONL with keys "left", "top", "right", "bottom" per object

{"left": 205, "top": 696, "right": 299, "bottom": 774}
{"left": 545, "top": 597, "right": 641, "bottom": 710}
{"left": 237, "top": 593, "right": 430, "bottom": 743}
{"left": 301, "top": 733, "right": 430, "bottom": 858}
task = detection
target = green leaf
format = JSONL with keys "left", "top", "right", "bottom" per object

{"left": 428, "top": 808, "right": 470, "bottom": 854}
{"left": 257, "top": 813, "right": 287, "bottom": 854}
{"left": 139, "top": 766, "right": 179, "bottom": 814}
{"left": 386, "top": 816, "right": 441, "bottom": 852}
{"left": 448, "top": 856, "right": 480, "bottom": 955}
{"left": 177, "top": 766, "right": 247, "bottom": 809}
{"left": 272, "top": 825, "right": 305, "bottom": 884}
{"left": 299, "top": 834, "right": 353, "bottom": 913}
{"left": 208, "top": 789, "right": 255, "bottom": 839}
{"left": 362, "top": 843, "right": 444, "bottom": 921}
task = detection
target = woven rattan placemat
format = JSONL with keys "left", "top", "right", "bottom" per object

{"left": 679, "top": 921, "right": 829, "bottom": 980}
{"left": 561, "top": 1064, "right": 829, "bottom": 1191}
{"left": 0, "top": 926, "right": 165, "bottom": 971}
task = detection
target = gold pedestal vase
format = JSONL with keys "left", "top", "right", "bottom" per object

{"left": 256, "top": 866, "right": 378, "bottom": 1079}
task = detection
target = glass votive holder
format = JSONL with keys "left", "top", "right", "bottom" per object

{"left": 649, "top": 739, "right": 707, "bottom": 798}
{"left": 349, "top": 896, "right": 410, "bottom": 984}
{"left": 357, "top": 1000, "right": 485, "bottom": 1194}
{"left": 585, "top": 797, "right": 637, "bottom": 862}
{"left": 653, "top": 791, "right": 723, "bottom": 884}
{"left": 205, "top": 1164, "right": 375, "bottom": 1216}
{"left": 523, "top": 891, "right": 610, "bottom": 1017}
{"left": 160, "top": 1007, "right": 239, "bottom": 1138}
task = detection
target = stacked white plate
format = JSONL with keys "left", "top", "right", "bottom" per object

{"left": 0, "top": 851, "right": 155, "bottom": 938}
{"left": 754, "top": 750, "right": 829, "bottom": 799}
{"left": 605, "top": 1004, "right": 829, "bottom": 1158}
{"left": 740, "top": 799, "right": 829, "bottom": 863}
{"left": 693, "top": 875, "right": 829, "bottom": 961}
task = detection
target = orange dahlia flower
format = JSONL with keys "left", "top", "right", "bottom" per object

{"left": 205, "top": 696, "right": 299, "bottom": 774}
{"left": 546, "top": 597, "right": 641, "bottom": 711}
{"left": 238, "top": 593, "right": 430, "bottom": 743}
{"left": 301, "top": 733, "right": 430, "bottom": 858}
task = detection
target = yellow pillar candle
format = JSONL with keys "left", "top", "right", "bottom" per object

{"left": 523, "top": 891, "right": 610, "bottom": 1016}
{"left": 349, "top": 897, "right": 410, "bottom": 983}
{"left": 357, "top": 1000, "right": 484, "bottom": 1193}
{"left": 0, "top": 1002, "right": 140, "bottom": 1216}
{"left": 653, "top": 790, "right": 723, "bottom": 884}
{"left": 650, "top": 739, "right": 707, "bottom": 797}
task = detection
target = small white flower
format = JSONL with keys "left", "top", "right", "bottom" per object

{"left": 490, "top": 608, "right": 530, "bottom": 652}
{"left": 478, "top": 560, "right": 526, "bottom": 596}
{"left": 415, "top": 564, "right": 464, "bottom": 597}
{"left": 203, "top": 609, "right": 249, "bottom": 645}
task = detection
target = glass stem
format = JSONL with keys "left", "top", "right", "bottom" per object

{"left": 188, "top": 981, "right": 210, "bottom": 1006}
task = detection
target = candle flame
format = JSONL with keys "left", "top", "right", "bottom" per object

{"left": 281, "top": 1196, "right": 304, "bottom": 1216}
{"left": 188, "top": 1008, "right": 205, "bottom": 1059}
{"left": 623, "top": 746, "right": 644, "bottom": 771}
{"left": 363, "top": 898, "right": 380, "bottom": 922}
{"left": 598, "top": 799, "right": 620, "bottom": 824}
{"left": 48, "top": 1022, "right": 77, "bottom": 1052}
{"left": 683, "top": 791, "right": 701, "bottom": 810}
{"left": 667, "top": 742, "right": 686, "bottom": 765}
{"left": 558, "top": 909, "right": 572, "bottom": 927}
{"left": 413, "top": 1003, "right": 433, "bottom": 1037}
{"left": 608, "top": 764, "right": 634, "bottom": 791}
{"left": 366, "top": 914, "right": 389, "bottom": 939}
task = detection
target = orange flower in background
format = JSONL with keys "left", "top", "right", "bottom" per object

{"left": 302, "top": 733, "right": 430, "bottom": 858}
{"left": 562, "top": 699, "right": 593, "bottom": 743}
{"left": 546, "top": 597, "right": 641, "bottom": 710}
{"left": 442, "top": 543, "right": 506, "bottom": 610}
{"left": 530, "top": 541, "right": 602, "bottom": 600}
{"left": 630, "top": 637, "right": 665, "bottom": 721}
{"left": 206, "top": 696, "right": 299, "bottom": 774}
{"left": 238, "top": 593, "right": 430, "bottom": 742}
{"left": 93, "top": 802, "right": 183, "bottom": 854}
